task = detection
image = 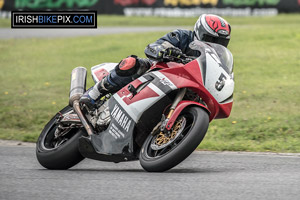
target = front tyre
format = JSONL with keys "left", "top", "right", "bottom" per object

{"left": 139, "top": 106, "right": 209, "bottom": 172}
{"left": 36, "top": 106, "right": 86, "bottom": 170}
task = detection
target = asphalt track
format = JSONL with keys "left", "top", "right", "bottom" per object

{"left": 0, "top": 142, "right": 299, "bottom": 200}
{"left": 0, "top": 27, "right": 189, "bottom": 39}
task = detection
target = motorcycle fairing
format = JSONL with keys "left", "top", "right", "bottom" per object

{"left": 91, "top": 63, "right": 117, "bottom": 83}
{"left": 114, "top": 71, "right": 178, "bottom": 122}
{"left": 166, "top": 41, "right": 234, "bottom": 120}
{"left": 188, "top": 41, "right": 234, "bottom": 103}
{"left": 203, "top": 48, "right": 234, "bottom": 103}
{"left": 79, "top": 70, "right": 180, "bottom": 162}
{"left": 79, "top": 98, "right": 138, "bottom": 162}
{"left": 94, "top": 99, "right": 135, "bottom": 151}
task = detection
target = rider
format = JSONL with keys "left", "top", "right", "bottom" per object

{"left": 80, "top": 14, "right": 231, "bottom": 109}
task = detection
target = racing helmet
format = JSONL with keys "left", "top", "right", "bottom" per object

{"left": 194, "top": 14, "right": 231, "bottom": 47}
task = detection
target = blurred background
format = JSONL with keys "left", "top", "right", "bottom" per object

{"left": 1, "top": 0, "right": 300, "bottom": 17}
{"left": 0, "top": 0, "right": 299, "bottom": 152}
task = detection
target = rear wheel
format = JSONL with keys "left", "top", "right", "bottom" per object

{"left": 139, "top": 106, "right": 209, "bottom": 172}
{"left": 36, "top": 106, "right": 86, "bottom": 170}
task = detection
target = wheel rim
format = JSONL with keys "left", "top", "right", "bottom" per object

{"left": 41, "top": 111, "right": 79, "bottom": 150}
{"left": 150, "top": 117, "right": 186, "bottom": 151}
{"left": 145, "top": 113, "right": 194, "bottom": 159}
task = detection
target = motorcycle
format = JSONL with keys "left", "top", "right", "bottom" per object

{"left": 36, "top": 40, "right": 234, "bottom": 172}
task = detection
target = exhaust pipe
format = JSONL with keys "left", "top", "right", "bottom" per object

{"left": 73, "top": 100, "right": 93, "bottom": 136}
{"left": 69, "top": 67, "right": 87, "bottom": 106}
{"left": 69, "top": 67, "right": 93, "bottom": 136}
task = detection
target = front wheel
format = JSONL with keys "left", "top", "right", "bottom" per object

{"left": 139, "top": 106, "right": 209, "bottom": 172}
{"left": 36, "top": 106, "right": 86, "bottom": 170}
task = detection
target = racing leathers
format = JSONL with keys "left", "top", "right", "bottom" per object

{"left": 80, "top": 29, "right": 200, "bottom": 109}
{"left": 144, "top": 29, "right": 200, "bottom": 61}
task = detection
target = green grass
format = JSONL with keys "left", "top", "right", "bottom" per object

{"left": 0, "top": 14, "right": 300, "bottom": 152}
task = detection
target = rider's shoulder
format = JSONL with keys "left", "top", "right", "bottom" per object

{"left": 168, "top": 29, "right": 193, "bottom": 41}
{"left": 170, "top": 29, "right": 193, "bottom": 35}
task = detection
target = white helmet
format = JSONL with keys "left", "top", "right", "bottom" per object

{"left": 194, "top": 14, "right": 231, "bottom": 47}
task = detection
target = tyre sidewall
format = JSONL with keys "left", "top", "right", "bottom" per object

{"left": 36, "top": 106, "right": 85, "bottom": 170}
{"left": 140, "top": 107, "right": 209, "bottom": 172}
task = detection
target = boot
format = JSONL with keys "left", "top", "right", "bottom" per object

{"left": 79, "top": 76, "right": 114, "bottom": 110}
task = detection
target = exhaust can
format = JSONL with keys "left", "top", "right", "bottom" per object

{"left": 69, "top": 67, "right": 87, "bottom": 106}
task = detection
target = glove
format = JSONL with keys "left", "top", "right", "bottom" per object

{"left": 164, "top": 47, "right": 184, "bottom": 58}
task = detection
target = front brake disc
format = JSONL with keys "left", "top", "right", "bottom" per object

{"left": 150, "top": 117, "right": 186, "bottom": 151}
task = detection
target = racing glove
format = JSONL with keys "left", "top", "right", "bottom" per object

{"left": 164, "top": 47, "right": 184, "bottom": 58}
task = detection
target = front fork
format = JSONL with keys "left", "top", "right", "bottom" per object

{"left": 160, "top": 88, "right": 186, "bottom": 132}
{"left": 160, "top": 88, "right": 210, "bottom": 132}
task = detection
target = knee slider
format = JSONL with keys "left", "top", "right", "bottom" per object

{"left": 115, "top": 55, "right": 139, "bottom": 77}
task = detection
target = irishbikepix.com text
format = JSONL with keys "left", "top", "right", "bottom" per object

{"left": 11, "top": 11, "right": 97, "bottom": 28}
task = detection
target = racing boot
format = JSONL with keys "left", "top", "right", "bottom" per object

{"left": 79, "top": 76, "right": 115, "bottom": 110}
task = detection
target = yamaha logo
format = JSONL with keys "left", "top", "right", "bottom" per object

{"left": 111, "top": 104, "right": 132, "bottom": 132}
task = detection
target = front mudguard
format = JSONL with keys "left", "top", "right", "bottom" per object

{"left": 165, "top": 100, "right": 210, "bottom": 131}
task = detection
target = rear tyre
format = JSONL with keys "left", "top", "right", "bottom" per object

{"left": 139, "top": 106, "right": 209, "bottom": 172}
{"left": 36, "top": 106, "right": 86, "bottom": 170}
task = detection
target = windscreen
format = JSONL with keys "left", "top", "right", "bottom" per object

{"left": 189, "top": 41, "right": 234, "bottom": 74}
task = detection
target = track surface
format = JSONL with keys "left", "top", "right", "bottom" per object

{"left": 0, "top": 144, "right": 299, "bottom": 200}
{"left": 0, "top": 27, "right": 189, "bottom": 39}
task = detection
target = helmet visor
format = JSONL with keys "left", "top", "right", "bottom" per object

{"left": 202, "top": 34, "right": 230, "bottom": 47}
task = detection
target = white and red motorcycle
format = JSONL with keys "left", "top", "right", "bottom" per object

{"left": 36, "top": 41, "right": 234, "bottom": 172}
